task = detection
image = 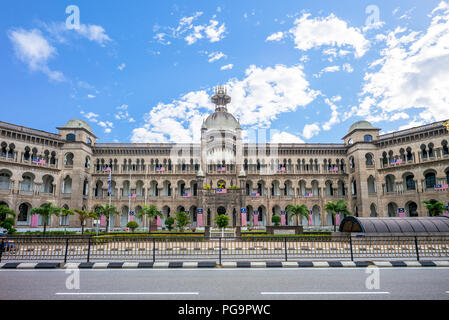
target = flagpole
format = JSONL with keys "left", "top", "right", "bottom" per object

{"left": 128, "top": 171, "right": 131, "bottom": 226}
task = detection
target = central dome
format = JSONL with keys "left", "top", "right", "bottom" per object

{"left": 202, "top": 111, "right": 241, "bottom": 131}
{"left": 63, "top": 119, "right": 93, "bottom": 132}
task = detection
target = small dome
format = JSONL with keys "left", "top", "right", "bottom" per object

{"left": 63, "top": 119, "right": 93, "bottom": 132}
{"left": 202, "top": 111, "right": 241, "bottom": 131}
{"left": 348, "top": 120, "right": 376, "bottom": 133}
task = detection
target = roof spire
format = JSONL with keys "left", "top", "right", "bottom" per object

{"left": 211, "top": 85, "right": 231, "bottom": 112}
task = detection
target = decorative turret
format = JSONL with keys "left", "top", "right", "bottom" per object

{"left": 211, "top": 85, "right": 231, "bottom": 112}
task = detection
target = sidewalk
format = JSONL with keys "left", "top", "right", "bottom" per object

{"left": 1, "top": 260, "right": 449, "bottom": 269}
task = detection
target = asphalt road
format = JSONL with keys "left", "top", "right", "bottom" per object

{"left": 1, "top": 268, "right": 448, "bottom": 300}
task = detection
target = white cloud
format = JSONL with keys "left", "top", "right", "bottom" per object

{"left": 131, "top": 64, "right": 318, "bottom": 143}
{"left": 87, "top": 94, "right": 96, "bottom": 98}
{"left": 8, "top": 28, "right": 64, "bottom": 81}
{"left": 117, "top": 104, "right": 128, "bottom": 110}
{"left": 220, "top": 64, "right": 233, "bottom": 70}
{"left": 81, "top": 111, "right": 99, "bottom": 123}
{"left": 290, "top": 13, "right": 369, "bottom": 58}
{"left": 302, "top": 123, "right": 321, "bottom": 139}
{"left": 266, "top": 32, "right": 284, "bottom": 41}
{"left": 270, "top": 131, "right": 304, "bottom": 143}
{"left": 208, "top": 51, "right": 226, "bottom": 63}
{"left": 322, "top": 98, "right": 341, "bottom": 131}
{"left": 157, "top": 12, "right": 226, "bottom": 45}
{"left": 342, "top": 63, "right": 354, "bottom": 73}
{"left": 322, "top": 65, "right": 340, "bottom": 73}
{"left": 117, "top": 63, "right": 126, "bottom": 71}
{"left": 75, "top": 24, "right": 111, "bottom": 46}
{"left": 359, "top": 1, "right": 449, "bottom": 123}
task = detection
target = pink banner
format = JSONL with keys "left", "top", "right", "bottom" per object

{"left": 100, "top": 215, "right": 106, "bottom": 227}
{"left": 128, "top": 214, "right": 134, "bottom": 222}
{"left": 156, "top": 215, "right": 161, "bottom": 227}
{"left": 30, "top": 214, "right": 38, "bottom": 227}
{"left": 241, "top": 213, "right": 246, "bottom": 227}
{"left": 308, "top": 214, "right": 313, "bottom": 226}
{"left": 398, "top": 212, "right": 406, "bottom": 217}
{"left": 443, "top": 212, "right": 449, "bottom": 217}
{"left": 281, "top": 213, "right": 285, "bottom": 226}
{"left": 197, "top": 213, "right": 203, "bottom": 227}
{"left": 335, "top": 213, "right": 340, "bottom": 226}
{"left": 253, "top": 211, "right": 258, "bottom": 226}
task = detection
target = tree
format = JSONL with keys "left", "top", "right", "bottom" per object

{"left": 136, "top": 205, "right": 162, "bottom": 234}
{"left": 0, "top": 218, "right": 16, "bottom": 234}
{"left": 286, "top": 204, "right": 309, "bottom": 227}
{"left": 325, "top": 200, "right": 352, "bottom": 231}
{"left": 94, "top": 204, "right": 119, "bottom": 233}
{"left": 271, "top": 214, "right": 281, "bottom": 226}
{"left": 175, "top": 211, "right": 189, "bottom": 231}
{"left": 74, "top": 209, "right": 97, "bottom": 234}
{"left": 165, "top": 216, "right": 175, "bottom": 231}
{"left": 0, "top": 205, "right": 15, "bottom": 222}
{"left": 422, "top": 200, "right": 445, "bottom": 216}
{"left": 30, "top": 203, "right": 61, "bottom": 236}
{"left": 126, "top": 221, "right": 139, "bottom": 232}
{"left": 215, "top": 214, "right": 230, "bottom": 237}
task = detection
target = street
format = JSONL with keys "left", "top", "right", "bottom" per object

{"left": 1, "top": 267, "right": 448, "bottom": 300}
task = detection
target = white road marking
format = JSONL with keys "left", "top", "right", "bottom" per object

{"left": 261, "top": 291, "right": 390, "bottom": 295}
{"left": 55, "top": 292, "right": 199, "bottom": 295}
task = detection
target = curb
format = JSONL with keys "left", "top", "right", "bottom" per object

{"left": 1, "top": 261, "right": 448, "bottom": 269}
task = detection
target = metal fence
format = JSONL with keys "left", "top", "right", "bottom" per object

{"left": 1, "top": 235, "right": 448, "bottom": 263}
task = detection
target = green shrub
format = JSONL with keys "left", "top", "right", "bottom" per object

{"left": 215, "top": 214, "right": 230, "bottom": 229}
{"left": 126, "top": 221, "right": 139, "bottom": 232}
{"left": 271, "top": 215, "right": 281, "bottom": 226}
{"left": 175, "top": 211, "right": 189, "bottom": 231}
{"left": 165, "top": 217, "right": 175, "bottom": 231}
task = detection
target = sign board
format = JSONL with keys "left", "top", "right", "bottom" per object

{"left": 398, "top": 208, "right": 405, "bottom": 213}
{"left": 129, "top": 211, "right": 134, "bottom": 216}
{"left": 273, "top": 229, "right": 296, "bottom": 235}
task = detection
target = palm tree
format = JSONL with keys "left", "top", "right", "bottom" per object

{"left": 0, "top": 205, "right": 15, "bottom": 222}
{"left": 422, "top": 200, "right": 445, "bottom": 216}
{"left": 136, "top": 205, "right": 162, "bottom": 234}
{"left": 286, "top": 204, "right": 309, "bottom": 227}
{"left": 95, "top": 204, "right": 119, "bottom": 233}
{"left": 325, "top": 200, "right": 352, "bottom": 232}
{"left": 74, "top": 209, "right": 97, "bottom": 234}
{"left": 30, "top": 203, "right": 61, "bottom": 235}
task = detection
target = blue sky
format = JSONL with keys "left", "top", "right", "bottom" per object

{"left": 1, "top": 1, "right": 449, "bottom": 144}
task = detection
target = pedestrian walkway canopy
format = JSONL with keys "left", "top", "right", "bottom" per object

{"left": 339, "top": 216, "right": 449, "bottom": 233}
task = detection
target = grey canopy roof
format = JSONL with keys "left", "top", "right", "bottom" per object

{"left": 339, "top": 216, "right": 449, "bottom": 233}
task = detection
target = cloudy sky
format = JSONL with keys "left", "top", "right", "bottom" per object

{"left": 1, "top": 1, "right": 449, "bottom": 144}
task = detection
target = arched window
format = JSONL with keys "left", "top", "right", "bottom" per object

{"left": 442, "top": 140, "right": 449, "bottom": 155}
{"left": 66, "top": 134, "right": 76, "bottom": 142}
{"left": 349, "top": 156, "right": 355, "bottom": 169}
{"left": 364, "top": 135, "right": 373, "bottom": 142}
{"left": 18, "top": 203, "right": 30, "bottom": 224}
{"left": 365, "top": 153, "right": 374, "bottom": 166}
{"left": 0, "top": 171, "right": 12, "bottom": 189}
{"left": 421, "top": 144, "right": 427, "bottom": 159}
{"left": 64, "top": 153, "right": 74, "bottom": 166}
{"left": 405, "top": 174, "right": 415, "bottom": 190}
{"left": 86, "top": 137, "right": 92, "bottom": 146}
{"left": 85, "top": 156, "right": 90, "bottom": 169}
{"left": 425, "top": 172, "right": 436, "bottom": 189}
{"left": 406, "top": 147, "right": 413, "bottom": 161}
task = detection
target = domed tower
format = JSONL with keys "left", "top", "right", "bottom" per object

{"left": 200, "top": 86, "right": 243, "bottom": 176}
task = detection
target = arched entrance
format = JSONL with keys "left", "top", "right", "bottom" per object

{"left": 217, "top": 206, "right": 226, "bottom": 215}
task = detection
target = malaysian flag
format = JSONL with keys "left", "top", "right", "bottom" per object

{"left": 32, "top": 158, "right": 46, "bottom": 164}
{"left": 390, "top": 158, "right": 403, "bottom": 165}
{"left": 280, "top": 210, "right": 286, "bottom": 226}
{"left": 251, "top": 193, "right": 260, "bottom": 197}
{"left": 156, "top": 166, "right": 165, "bottom": 172}
{"left": 253, "top": 210, "right": 259, "bottom": 226}
{"left": 241, "top": 208, "right": 247, "bottom": 227}
{"left": 102, "top": 166, "right": 111, "bottom": 172}
{"left": 217, "top": 166, "right": 226, "bottom": 171}
{"left": 277, "top": 167, "right": 285, "bottom": 172}
{"left": 329, "top": 166, "right": 338, "bottom": 172}
{"left": 434, "top": 184, "right": 449, "bottom": 190}
{"left": 197, "top": 208, "right": 203, "bottom": 227}
{"left": 304, "top": 193, "right": 313, "bottom": 198}
{"left": 182, "top": 193, "right": 192, "bottom": 198}
{"left": 216, "top": 188, "right": 227, "bottom": 194}
{"left": 128, "top": 193, "right": 137, "bottom": 198}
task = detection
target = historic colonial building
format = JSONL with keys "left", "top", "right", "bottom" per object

{"left": 1, "top": 87, "right": 449, "bottom": 230}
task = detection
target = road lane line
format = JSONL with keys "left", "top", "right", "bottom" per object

{"left": 261, "top": 291, "right": 390, "bottom": 295}
{"left": 55, "top": 292, "right": 199, "bottom": 295}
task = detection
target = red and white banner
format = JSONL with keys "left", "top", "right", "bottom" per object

{"left": 156, "top": 215, "right": 161, "bottom": 227}
{"left": 308, "top": 214, "right": 313, "bottom": 226}
{"left": 335, "top": 213, "right": 341, "bottom": 226}
{"left": 280, "top": 212, "right": 286, "bottom": 226}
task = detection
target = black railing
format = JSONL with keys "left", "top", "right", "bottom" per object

{"left": 0, "top": 235, "right": 448, "bottom": 263}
